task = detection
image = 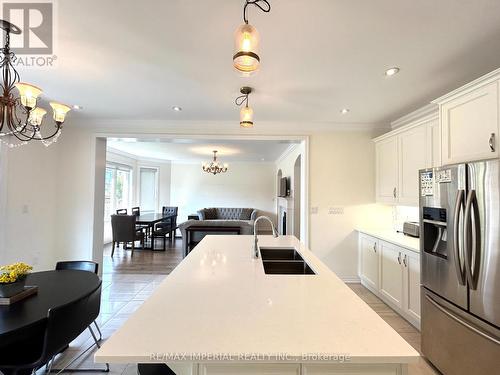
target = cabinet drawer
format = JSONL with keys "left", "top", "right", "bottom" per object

{"left": 303, "top": 364, "right": 402, "bottom": 375}
{"left": 201, "top": 364, "right": 300, "bottom": 375}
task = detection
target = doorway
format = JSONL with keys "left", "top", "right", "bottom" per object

{"left": 293, "top": 155, "right": 301, "bottom": 240}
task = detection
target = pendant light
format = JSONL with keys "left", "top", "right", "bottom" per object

{"left": 233, "top": 0, "right": 271, "bottom": 76}
{"left": 235, "top": 87, "right": 254, "bottom": 128}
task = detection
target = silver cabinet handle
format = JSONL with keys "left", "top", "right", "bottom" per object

{"left": 373, "top": 243, "right": 377, "bottom": 253}
{"left": 425, "top": 294, "right": 500, "bottom": 345}
{"left": 393, "top": 187, "right": 397, "bottom": 199}
{"left": 489, "top": 133, "right": 496, "bottom": 152}
{"left": 453, "top": 189, "right": 466, "bottom": 285}
{"left": 403, "top": 254, "right": 407, "bottom": 267}
{"left": 397, "top": 252, "right": 401, "bottom": 265}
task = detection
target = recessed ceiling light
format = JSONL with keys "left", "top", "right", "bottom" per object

{"left": 340, "top": 108, "right": 350, "bottom": 114}
{"left": 72, "top": 104, "right": 82, "bottom": 110}
{"left": 172, "top": 106, "right": 182, "bottom": 112}
{"left": 384, "top": 67, "right": 400, "bottom": 77}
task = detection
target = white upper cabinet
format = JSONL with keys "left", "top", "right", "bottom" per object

{"left": 374, "top": 106, "right": 438, "bottom": 206}
{"left": 376, "top": 137, "right": 399, "bottom": 204}
{"left": 434, "top": 70, "right": 500, "bottom": 165}
{"left": 398, "top": 125, "right": 428, "bottom": 205}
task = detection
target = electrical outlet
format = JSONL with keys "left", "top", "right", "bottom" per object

{"left": 310, "top": 206, "right": 319, "bottom": 214}
{"left": 329, "top": 207, "right": 344, "bottom": 215}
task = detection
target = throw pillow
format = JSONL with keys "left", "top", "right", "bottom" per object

{"left": 204, "top": 208, "right": 218, "bottom": 220}
{"left": 239, "top": 208, "right": 253, "bottom": 220}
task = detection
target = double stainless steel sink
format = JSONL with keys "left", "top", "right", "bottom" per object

{"left": 260, "top": 247, "right": 316, "bottom": 275}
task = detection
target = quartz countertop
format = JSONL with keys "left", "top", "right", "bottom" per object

{"left": 357, "top": 227, "right": 420, "bottom": 253}
{"left": 95, "top": 235, "right": 419, "bottom": 364}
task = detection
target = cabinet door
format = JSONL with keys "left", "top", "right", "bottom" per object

{"left": 376, "top": 137, "right": 398, "bottom": 204}
{"left": 398, "top": 126, "right": 428, "bottom": 206}
{"left": 403, "top": 250, "right": 421, "bottom": 326}
{"left": 379, "top": 242, "right": 403, "bottom": 309}
{"left": 427, "top": 118, "right": 441, "bottom": 168}
{"left": 441, "top": 81, "right": 499, "bottom": 164}
{"left": 359, "top": 234, "right": 379, "bottom": 290}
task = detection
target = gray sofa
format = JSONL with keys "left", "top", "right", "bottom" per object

{"left": 178, "top": 207, "right": 258, "bottom": 256}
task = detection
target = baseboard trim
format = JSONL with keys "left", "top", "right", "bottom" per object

{"left": 341, "top": 276, "right": 361, "bottom": 283}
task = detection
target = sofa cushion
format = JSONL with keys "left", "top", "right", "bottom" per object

{"left": 239, "top": 208, "right": 253, "bottom": 220}
{"left": 204, "top": 208, "right": 218, "bottom": 220}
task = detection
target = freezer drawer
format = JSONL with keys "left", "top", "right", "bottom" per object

{"left": 421, "top": 288, "right": 500, "bottom": 375}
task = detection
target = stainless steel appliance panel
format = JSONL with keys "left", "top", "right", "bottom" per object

{"left": 467, "top": 160, "right": 500, "bottom": 328}
{"left": 421, "top": 288, "right": 500, "bottom": 375}
{"left": 420, "top": 165, "right": 468, "bottom": 309}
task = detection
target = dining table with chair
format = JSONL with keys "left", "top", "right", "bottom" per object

{"left": 0, "top": 261, "right": 108, "bottom": 375}
{"left": 110, "top": 206, "right": 178, "bottom": 256}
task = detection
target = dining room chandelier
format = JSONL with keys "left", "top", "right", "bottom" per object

{"left": 233, "top": 0, "right": 271, "bottom": 76}
{"left": 235, "top": 87, "right": 254, "bottom": 128}
{"left": 202, "top": 151, "right": 228, "bottom": 175}
{"left": 0, "top": 20, "right": 71, "bottom": 148}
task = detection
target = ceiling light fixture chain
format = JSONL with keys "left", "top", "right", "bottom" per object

{"left": 243, "top": 0, "right": 271, "bottom": 24}
{"left": 0, "top": 19, "right": 71, "bottom": 149}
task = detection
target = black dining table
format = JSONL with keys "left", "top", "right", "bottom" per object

{"left": 133, "top": 212, "right": 176, "bottom": 250}
{"left": 0, "top": 270, "right": 101, "bottom": 349}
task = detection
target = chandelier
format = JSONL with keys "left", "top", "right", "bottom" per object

{"left": 235, "top": 86, "right": 254, "bottom": 128}
{"left": 202, "top": 151, "right": 228, "bottom": 175}
{"left": 0, "top": 20, "right": 71, "bottom": 148}
{"left": 233, "top": 0, "right": 271, "bottom": 76}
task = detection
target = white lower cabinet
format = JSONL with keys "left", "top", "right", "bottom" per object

{"left": 379, "top": 242, "right": 404, "bottom": 309}
{"left": 403, "top": 250, "right": 421, "bottom": 325}
{"left": 201, "top": 364, "right": 300, "bottom": 375}
{"left": 358, "top": 233, "right": 421, "bottom": 329}
{"left": 359, "top": 234, "right": 379, "bottom": 290}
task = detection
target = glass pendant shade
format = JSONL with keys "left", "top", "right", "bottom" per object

{"left": 240, "top": 105, "right": 254, "bottom": 128}
{"left": 50, "top": 102, "right": 71, "bottom": 123}
{"left": 15, "top": 82, "right": 43, "bottom": 109}
{"left": 29, "top": 107, "right": 47, "bottom": 126}
{"left": 233, "top": 23, "right": 260, "bottom": 75}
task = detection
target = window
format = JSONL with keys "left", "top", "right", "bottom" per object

{"left": 139, "top": 167, "right": 158, "bottom": 213}
{"left": 104, "top": 163, "right": 132, "bottom": 220}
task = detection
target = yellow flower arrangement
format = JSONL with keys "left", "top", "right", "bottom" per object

{"left": 0, "top": 262, "right": 33, "bottom": 284}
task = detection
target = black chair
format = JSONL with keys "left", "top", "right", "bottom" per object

{"left": 55, "top": 261, "right": 102, "bottom": 340}
{"left": 56, "top": 260, "right": 98, "bottom": 274}
{"left": 0, "top": 283, "right": 109, "bottom": 375}
{"left": 137, "top": 364, "right": 175, "bottom": 375}
{"left": 131, "top": 207, "right": 140, "bottom": 216}
{"left": 110, "top": 215, "right": 144, "bottom": 257}
{"left": 116, "top": 208, "right": 127, "bottom": 215}
{"left": 155, "top": 206, "right": 178, "bottom": 238}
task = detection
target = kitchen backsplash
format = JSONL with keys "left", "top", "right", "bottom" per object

{"left": 392, "top": 206, "right": 419, "bottom": 231}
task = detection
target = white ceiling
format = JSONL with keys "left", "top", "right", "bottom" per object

{"left": 14, "top": 0, "right": 500, "bottom": 126}
{"left": 107, "top": 138, "right": 296, "bottom": 162}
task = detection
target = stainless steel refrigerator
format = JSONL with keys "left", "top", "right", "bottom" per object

{"left": 419, "top": 159, "right": 500, "bottom": 375}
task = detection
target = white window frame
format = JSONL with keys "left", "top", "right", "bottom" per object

{"left": 104, "top": 162, "right": 133, "bottom": 222}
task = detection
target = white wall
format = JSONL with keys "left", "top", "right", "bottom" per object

{"left": 170, "top": 162, "right": 276, "bottom": 224}
{"left": 308, "top": 132, "right": 381, "bottom": 281}
{"left": 1, "top": 142, "right": 59, "bottom": 270}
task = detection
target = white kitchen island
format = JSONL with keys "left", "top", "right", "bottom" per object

{"left": 95, "top": 235, "right": 419, "bottom": 375}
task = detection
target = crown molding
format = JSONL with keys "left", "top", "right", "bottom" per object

{"left": 432, "top": 67, "right": 500, "bottom": 104}
{"left": 390, "top": 103, "right": 439, "bottom": 130}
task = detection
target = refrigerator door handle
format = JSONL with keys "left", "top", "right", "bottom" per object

{"left": 453, "top": 189, "right": 466, "bottom": 285}
{"left": 425, "top": 294, "right": 500, "bottom": 345}
{"left": 464, "top": 189, "right": 480, "bottom": 289}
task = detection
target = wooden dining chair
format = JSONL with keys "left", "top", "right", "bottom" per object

{"left": 116, "top": 208, "right": 127, "bottom": 215}
{"left": 110, "top": 215, "right": 144, "bottom": 257}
